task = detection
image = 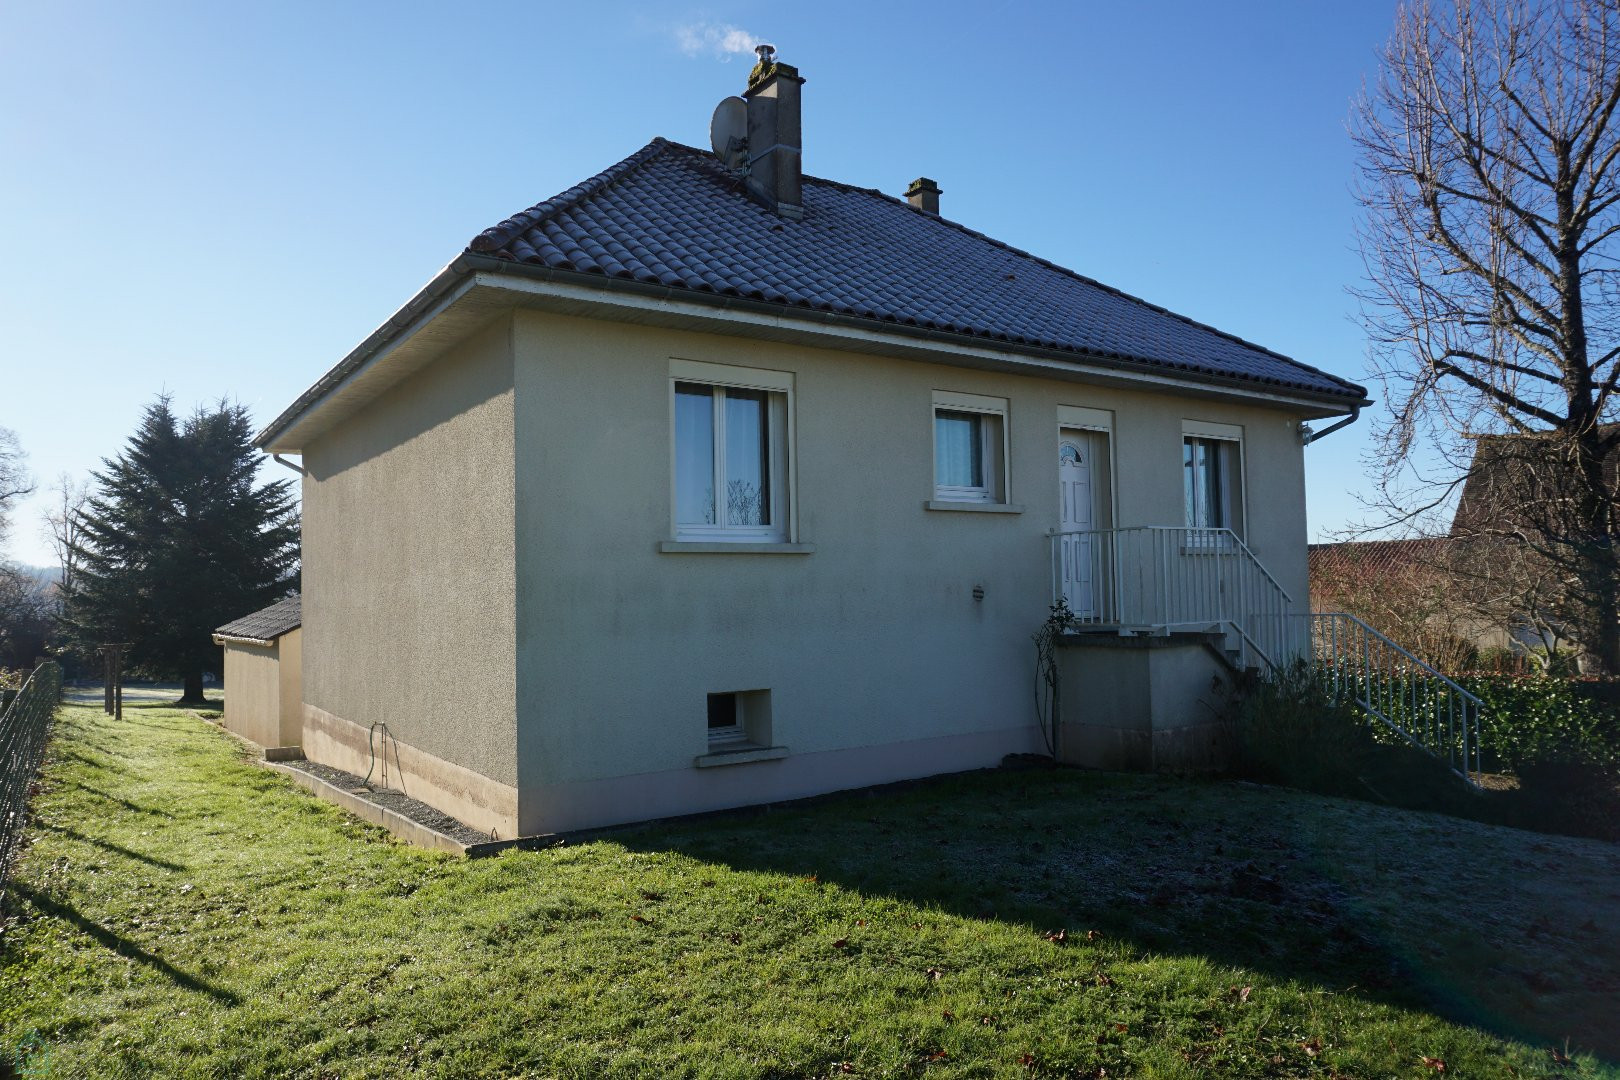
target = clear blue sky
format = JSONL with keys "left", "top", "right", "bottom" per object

{"left": 1, "top": 0, "right": 1401, "bottom": 567}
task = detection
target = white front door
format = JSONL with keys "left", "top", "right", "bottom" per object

{"left": 1058, "top": 432, "right": 1096, "bottom": 616}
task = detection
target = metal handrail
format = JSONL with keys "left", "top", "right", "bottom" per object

{"left": 1121, "top": 524, "right": 1295, "bottom": 605}
{"left": 1048, "top": 525, "right": 1305, "bottom": 673}
{"left": 1046, "top": 528, "right": 1483, "bottom": 785}
{"left": 1303, "top": 612, "right": 1483, "bottom": 785}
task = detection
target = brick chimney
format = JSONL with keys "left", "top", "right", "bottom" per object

{"left": 744, "top": 45, "right": 804, "bottom": 220}
{"left": 905, "top": 177, "right": 941, "bottom": 215}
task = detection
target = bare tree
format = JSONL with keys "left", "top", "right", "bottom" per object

{"left": 41, "top": 474, "right": 89, "bottom": 604}
{"left": 1353, "top": 0, "right": 1620, "bottom": 673}
{"left": 0, "top": 428, "right": 32, "bottom": 548}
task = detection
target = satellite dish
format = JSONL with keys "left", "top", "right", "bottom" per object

{"left": 710, "top": 96, "right": 748, "bottom": 172}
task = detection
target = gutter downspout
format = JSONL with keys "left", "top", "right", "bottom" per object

{"left": 271, "top": 453, "right": 307, "bottom": 477}
{"left": 1302, "top": 405, "right": 1361, "bottom": 445}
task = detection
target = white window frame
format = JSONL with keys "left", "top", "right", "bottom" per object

{"left": 932, "top": 390, "right": 1009, "bottom": 504}
{"left": 670, "top": 359, "right": 795, "bottom": 544}
{"left": 707, "top": 691, "right": 747, "bottom": 747}
{"left": 1181, "top": 419, "right": 1245, "bottom": 540}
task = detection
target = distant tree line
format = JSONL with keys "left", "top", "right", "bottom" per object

{"left": 0, "top": 399, "right": 298, "bottom": 704}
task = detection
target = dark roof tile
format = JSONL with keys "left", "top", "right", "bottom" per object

{"left": 469, "top": 140, "right": 1364, "bottom": 401}
{"left": 214, "top": 594, "right": 301, "bottom": 644}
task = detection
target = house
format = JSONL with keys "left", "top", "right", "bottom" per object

{"left": 254, "top": 53, "right": 1368, "bottom": 838}
{"left": 1450, "top": 428, "right": 1620, "bottom": 668}
{"left": 1306, "top": 425, "right": 1620, "bottom": 671}
{"left": 211, "top": 594, "right": 302, "bottom": 760}
{"left": 1306, "top": 537, "right": 1507, "bottom": 670}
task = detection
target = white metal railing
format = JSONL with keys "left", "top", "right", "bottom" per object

{"left": 1047, "top": 528, "right": 1483, "bottom": 786}
{"left": 1048, "top": 526, "right": 1304, "bottom": 672}
{"left": 1304, "top": 612, "right": 1483, "bottom": 785}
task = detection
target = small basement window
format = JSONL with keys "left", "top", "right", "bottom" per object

{"left": 706, "top": 689, "right": 772, "bottom": 749}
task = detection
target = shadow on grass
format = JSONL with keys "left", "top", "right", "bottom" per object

{"left": 34, "top": 821, "right": 186, "bottom": 872}
{"left": 60, "top": 781, "right": 172, "bottom": 819}
{"left": 51, "top": 749, "right": 129, "bottom": 775}
{"left": 610, "top": 767, "right": 1618, "bottom": 1063}
{"left": 6, "top": 883, "right": 240, "bottom": 1007}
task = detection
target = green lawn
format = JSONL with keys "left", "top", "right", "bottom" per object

{"left": 3, "top": 702, "right": 1618, "bottom": 1078}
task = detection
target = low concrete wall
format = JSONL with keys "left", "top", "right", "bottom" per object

{"left": 1053, "top": 633, "right": 1236, "bottom": 773}
{"left": 302, "top": 703, "right": 520, "bottom": 839}
{"left": 266, "top": 763, "right": 471, "bottom": 855}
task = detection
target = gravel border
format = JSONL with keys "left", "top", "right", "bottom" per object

{"left": 279, "top": 759, "right": 496, "bottom": 848}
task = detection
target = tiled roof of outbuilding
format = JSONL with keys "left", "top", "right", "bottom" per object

{"left": 1308, "top": 538, "right": 1455, "bottom": 581}
{"left": 213, "top": 594, "right": 300, "bottom": 645}
{"left": 468, "top": 138, "right": 1365, "bottom": 402}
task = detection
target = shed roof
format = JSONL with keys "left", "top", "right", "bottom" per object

{"left": 213, "top": 594, "right": 301, "bottom": 646}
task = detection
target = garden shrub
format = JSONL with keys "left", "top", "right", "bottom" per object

{"left": 1457, "top": 674, "right": 1620, "bottom": 771}
{"left": 1510, "top": 760, "right": 1620, "bottom": 842}
{"left": 1232, "top": 663, "right": 1478, "bottom": 814}
{"left": 1233, "top": 664, "right": 1501, "bottom": 822}
{"left": 1451, "top": 674, "right": 1620, "bottom": 841}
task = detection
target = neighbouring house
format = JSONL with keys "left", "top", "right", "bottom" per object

{"left": 212, "top": 594, "right": 302, "bottom": 760}
{"left": 254, "top": 53, "right": 1368, "bottom": 838}
{"left": 1307, "top": 426, "right": 1620, "bottom": 670}
{"left": 1306, "top": 537, "right": 1511, "bottom": 670}
{"left": 1447, "top": 430, "right": 1620, "bottom": 666}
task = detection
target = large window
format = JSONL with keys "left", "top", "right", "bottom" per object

{"left": 932, "top": 391, "right": 1008, "bottom": 504}
{"left": 672, "top": 361, "right": 791, "bottom": 542}
{"left": 1181, "top": 422, "right": 1244, "bottom": 534}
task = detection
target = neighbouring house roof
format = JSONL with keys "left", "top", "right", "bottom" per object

{"left": 257, "top": 138, "right": 1367, "bottom": 451}
{"left": 469, "top": 139, "right": 1365, "bottom": 402}
{"left": 1307, "top": 538, "right": 1455, "bottom": 584}
{"left": 212, "top": 594, "right": 301, "bottom": 647}
{"left": 1451, "top": 428, "right": 1620, "bottom": 536}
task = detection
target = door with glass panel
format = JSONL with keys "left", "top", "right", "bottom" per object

{"left": 1058, "top": 431, "right": 1097, "bottom": 618}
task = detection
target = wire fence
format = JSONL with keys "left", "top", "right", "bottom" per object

{"left": 0, "top": 660, "right": 62, "bottom": 903}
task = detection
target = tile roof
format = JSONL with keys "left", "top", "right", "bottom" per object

{"left": 469, "top": 138, "right": 1365, "bottom": 402}
{"left": 1451, "top": 428, "right": 1620, "bottom": 535}
{"left": 213, "top": 594, "right": 301, "bottom": 644}
{"left": 1308, "top": 538, "right": 1456, "bottom": 582}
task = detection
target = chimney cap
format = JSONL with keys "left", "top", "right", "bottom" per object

{"left": 905, "top": 177, "right": 942, "bottom": 197}
{"left": 748, "top": 45, "right": 802, "bottom": 91}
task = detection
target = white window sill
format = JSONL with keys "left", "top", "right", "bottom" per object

{"left": 694, "top": 744, "right": 790, "bottom": 768}
{"left": 924, "top": 500, "right": 1025, "bottom": 514}
{"left": 660, "top": 541, "right": 816, "bottom": 554}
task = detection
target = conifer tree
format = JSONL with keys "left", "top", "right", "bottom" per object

{"left": 67, "top": 398, "right": 299, "bottom": 702}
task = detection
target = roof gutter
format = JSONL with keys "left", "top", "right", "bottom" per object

{"left": 212, "top": 633, "right": 283, "bottom": 647}
{"left": 1301, "top": 405, "right": 1362, "bottom": 445}
{"left": 257, "top": 255, "right": 1371, "bottom": 449}
{"left": 463, "top": 255, "right": 1371, "bottom": 408}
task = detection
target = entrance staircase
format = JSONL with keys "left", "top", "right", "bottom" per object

{"left": 1050, "top": 526, "right": 1484, "bottom": 785}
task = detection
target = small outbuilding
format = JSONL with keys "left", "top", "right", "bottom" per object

{"left": 212, "top": 594, "right": 302, "bottom": 759}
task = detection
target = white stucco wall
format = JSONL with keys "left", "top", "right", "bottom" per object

{"left": 509, "top": 311, "right": 1315, "bottom": 830}
{"left": 299, "top": 317, "right": 519, "bottom": 800}
{"left": 222, "top": 637, "right": 288, "bottom": 749}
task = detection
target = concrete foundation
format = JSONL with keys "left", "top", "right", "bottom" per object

{"left": 1053, "top": 632, "right": 1238, "bottom": 773}
{"left": 302, "top": 704, "right": 521, "bottom": 839}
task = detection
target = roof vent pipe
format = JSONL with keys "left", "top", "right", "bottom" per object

{"left": 744, "top": 45, "right": 804, "bottom": 220}
{"left": 905, "top": 177, "right": 941, "bottom": 215}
